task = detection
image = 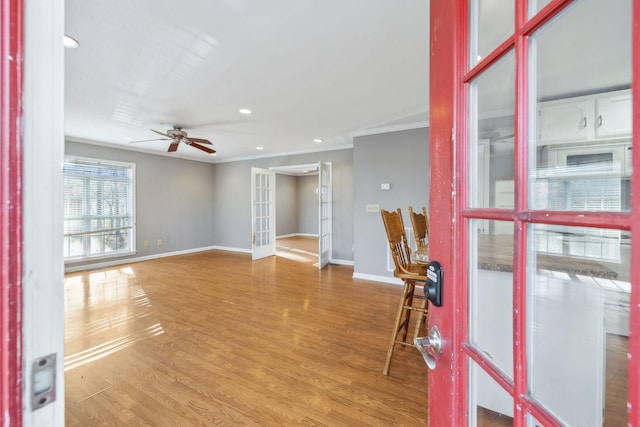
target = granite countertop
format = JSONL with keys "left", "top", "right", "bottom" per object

{"left": 477, "top": 234, "right": 618, "bottom": 280}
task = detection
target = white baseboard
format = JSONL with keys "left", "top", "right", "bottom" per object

{"left": 64, "top": 245, "right": 353, "bottom": 274}
{"left": 276, "top": 233, "right": 318, "bottom": 238}
{"left": 352, "top": 272, "right": 403, "bottom": 285}
{"left": 212, "top": 246, "right": 252, "bottom": 254}
{"left": 64, "top": 245, "right": 251, "bottom": 273}
{"left": 330, "top": 258, "right": 354, "bottom": 266}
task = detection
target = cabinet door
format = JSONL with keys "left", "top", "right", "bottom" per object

{"left": 538, "top": 98, "right": 594, "bottom": 144}
{"left": 595, "top": 91, "right": 632, "bottom": 139}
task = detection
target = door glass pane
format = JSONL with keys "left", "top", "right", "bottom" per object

{"left": 469, "top": 0, "right": 515, "bottom": 67}
{"left": 528, "top": 0, "right": 553, "bottom": 17}
{"left": 530, "top": 0, "right": 632, "bottom": 212}
{"left": 526, "top": 414, "right": 544, "bottom": 427}
{"left": 468, "top": 51, "right": 515, "bottom": 209}
{"left": 468, "top": 358, "right": 514, "bottom": 426}
{"left": 469, "top": 219, "right": 513, "bottom": 378}
{"left": 528, "top": 224, "right": 630, "bottom": 426}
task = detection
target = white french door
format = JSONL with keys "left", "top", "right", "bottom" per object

{"left": 251, "top": 167, "right": 276, "bottom": 260}
{"left": 318, "top": 162, "right": 332, "bottom": 269}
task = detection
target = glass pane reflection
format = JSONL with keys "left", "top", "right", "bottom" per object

{"left": 468, "top": 52, "right": 515, "bottom": 209}
{"left": 468, "top": 358, "right": 514, "bottom": 427}
{"left": 528, "top": 0, "right": 553, "bottom": 17}
{"left": 469, "top": 220, "right": 513, "bottom": 379}
{"left": 526, "top": 414, "right": 545, "bottom": 427}
{"left": 530, "top": 0, "right": 632, "bottom": 212}
{"left": 469, "top": 0, "right": 514, "bottom": 67}
{"left": 528, "top": 225, "right": 629, "bottom": 426}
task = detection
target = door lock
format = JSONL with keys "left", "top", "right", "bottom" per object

{"left": 425, "top": 260, "right": 443, "bottom": 307}
{"left": 414, "top": 326, "right": 442, "bottom": 370}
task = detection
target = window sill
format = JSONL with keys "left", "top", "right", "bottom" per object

{"left": 64, "top": 250, "right": 137, "bottom": 265}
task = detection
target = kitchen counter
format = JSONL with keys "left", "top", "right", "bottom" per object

{"left": 477, "top": 234, "right": 618, "bottom": 279}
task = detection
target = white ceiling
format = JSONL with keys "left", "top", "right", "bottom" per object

{"left": 65, "top": 0, "right": 631, "bottom": 163}
{"left": 64, "top": 1, "right": 430, "bottom": 163}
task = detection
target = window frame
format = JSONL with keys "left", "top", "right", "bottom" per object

{"left": 63, "top": 155, "right": 136, "bottom": 262}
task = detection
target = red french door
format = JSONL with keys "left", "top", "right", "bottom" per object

{"left": 0, "top": 0, "right": 24, "bottom": 425}
{"left": 428, "top": 0, "right": 639, "bottom": 426}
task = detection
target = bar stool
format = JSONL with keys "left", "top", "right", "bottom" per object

{"left": 408, "top": 205, "right": 429, "bottom": 247}
{"left": 380, "top": 208, "right": 429, "bottom": 375}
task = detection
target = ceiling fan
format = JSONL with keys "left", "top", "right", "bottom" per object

{"left": 131, "top": 126, "right": 216, "bottom": 154}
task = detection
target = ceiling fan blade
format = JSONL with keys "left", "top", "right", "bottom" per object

{"left": 151, "top": 129, "right": 171, "bottom": 138}
{"left": 189, "top": 142, "right": 216, "bottom": 154}
{"left": 129, "top": 138, "right": 169, "bottom": 144}
{"left": 167, "top": 141, "right": 180, "bottom": 152}
{"left": 184, "top": 136, "right": 212, "bottom": 145}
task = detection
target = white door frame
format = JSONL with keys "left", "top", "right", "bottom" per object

{"left": 269, "top": 162, "right": 333, "bottom": 269}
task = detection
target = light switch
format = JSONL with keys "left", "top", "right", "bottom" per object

{"left": 366, "top": 204, "right": 380, "bottom": 213}
{"left": 380, "top": 183, "right": 391, "bottom": 191}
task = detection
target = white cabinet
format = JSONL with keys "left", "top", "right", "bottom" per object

{"left": 473, "top": 269, "right": 605, "bottom": 426}
{"left": 595, "top": 91, "right": 633, "bottom": 139}
{"left": 538, "top": 98, "right": 594, "bottom": 144}
{"left": 538, "top": 89, "right": 631, "bottom": 145}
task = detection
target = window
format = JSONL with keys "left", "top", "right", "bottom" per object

{"left": 63, "top": 157, "right": 135, "bottom": 260}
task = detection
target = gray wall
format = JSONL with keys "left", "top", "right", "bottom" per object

{"left": 212, "top": 149, "right": 353, "bottom": 261}
{"left": 275, "top": 174, "right": 298, "bottom": 236}
{"left": 353, "top": 127, "right": 429, "bottom": 279}
{"left": 67, "top": 130, "right": 429, "bottom": 276}
{"left": 298, "top": 174, "right": 319, "bottom": 235}
{"left": 65, "top": 141, "right": 217, "bottom": 268}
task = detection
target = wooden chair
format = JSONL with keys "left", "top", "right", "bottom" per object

{"left": 380, "top": 208, "right": 429, "bottom": 375}
{"left": 408, "top": 205, "right": 429, "bottom": 249}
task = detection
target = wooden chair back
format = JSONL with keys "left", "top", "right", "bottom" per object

{"left": 408, "top": 206, "right": 429, "bottom": 249}
{"left": 380, "top": 209, "right": 414, "bottom": 276}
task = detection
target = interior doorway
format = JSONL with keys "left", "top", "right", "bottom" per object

{"left": 253, "top": 162, "right": 332, "bottom": 269}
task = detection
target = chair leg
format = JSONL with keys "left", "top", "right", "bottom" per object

{"left": 383, "top": 280, "right": 414, "bottom": 376}
{"left": 412, "top": 293, "right": 428, "bottom": 341}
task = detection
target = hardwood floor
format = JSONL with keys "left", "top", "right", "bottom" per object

{"left": 65, "top": 240, "right": 429, "bottom": 426}
{"left": 65, "top": 237, "right": 630, "bottom": 425}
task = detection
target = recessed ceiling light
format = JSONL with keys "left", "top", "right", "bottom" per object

{"left": 64, "top": 35, "right": 79, "bottom": 49}
{"left": 256, "top": 146, "right": 264, "bottom": 150}
{"left": 239, "top": 108, "right": 252, "bottom": 115}
{"left": 313, "top": 138, "right": 323, "bottom": 143}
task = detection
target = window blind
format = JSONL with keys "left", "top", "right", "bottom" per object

{"left": 63, "top": 158, "right": 135, "bottom": 260}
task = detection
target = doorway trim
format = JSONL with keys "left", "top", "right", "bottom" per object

{"left": 269, "top": 162, "right": 333, "bottom": 269}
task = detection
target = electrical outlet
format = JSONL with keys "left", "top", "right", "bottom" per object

{"left": 143, "top": 240, "right": 149, "bottom": 247}
{"left": 366, "top": 203, "right": 380, "bottom": 213}
{"left": 157, "top": 239, "right": 162, "bottom": 246}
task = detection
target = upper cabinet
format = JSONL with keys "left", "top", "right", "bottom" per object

{"left": 595, "top": 91, "right": 633, "bottom": 139}
{"left": 538, "top": 89, "right": 631, "bottom": 145}
{"left": 538, "top": 98, "right": 593, "bottom": 143}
